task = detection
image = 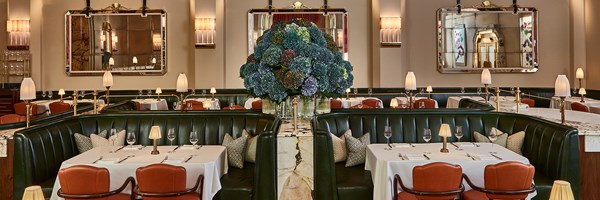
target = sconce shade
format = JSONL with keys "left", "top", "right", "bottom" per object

{"left": 549, "top": 180, "right": 574, "bottom": 200}
{"left": 195, "top": 18, "right": 216, "bottom": 45}
{"left": 6, "top": 20, "right": 30, "bottom": 32}
{"left": 149, "top": 126, "right": 162, "bottom": 139}
{"left": 151, "top": 58, "right": 157, "bottom": 64}
{"left": 579, "top": 88, "right": 587, "bottom": 95}
{"left": 210, "top": 87, "right": 216, "bottom": 94}
{"left": 156, "top": 88, "right": 162, "bottom": 94}
{"left": 22, "top": 185, "right": 44, "bottom": 200}
{"left": 19, "top": 78, "right": 36, "bottom": 100}
{"left": 576, "top": 68, "right": 584, "bottom": 79}
{"left": 380, "top": 17, "right": 402, "bottom": 29}
{"left": 405, "top": 72, "right": 417, "bottom": 90}
{"left": 439, "top": 124, "right": 452, "bottom": 137}
{"left": 58, "top": 89, "right": 65, "bottom": 95}
{"left": 176, "top": 73, "right": 188, "bottom": 92}
{"left": 554, "top": 75, "right": 571, "bottom": 97}
{"left": 380, "top": 17, "right": 401, "bottom": 44}
{"left": 103, "top": 71, "right": 113, "bottom": 88}
{"left": 481, "top": 69, "right": 492, "bottom": 85}
{"left": 426, "top": 86, "right": 433, "bottom": 93}
{"left": 195, "top": 18, "right": 216, "bottom": 30}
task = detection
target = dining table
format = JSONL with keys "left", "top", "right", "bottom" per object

{"left": 179, "top": 98, "right": 221, "bottom": 110}
{"left": 365, "top": 143, "right": 535, "bottom": 200}
{"left": 550, "top": 96, "right": 600, "bottom": 114}
{"left": 31, "top": 99, "right": 106, "bottom": 114}
{"left": 446, "top": 96, "right": 529, "bottom": 111}
{"left": 244, "top": 97, "right": 261, "bottom": 109}
{"left": 339, "top": 97, "right": 384, "bottom": 108}
{"left": 393, "top": 97, "right": 439, "bottom": 108}
{"left": 49, "top": 145, "right": 228, "bottom": 200}
{"left": 131, "top": 98, "right": 169, "bottom": 110}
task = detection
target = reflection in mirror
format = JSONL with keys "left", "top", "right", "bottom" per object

{"left": 248, "top": 8, "right": 348, "bottom": 60}
{"left": 65, "top": 7, "right": 166, "bottom": 76}
{"left": 437, "top": 5, "right": 537, "bottom": 73}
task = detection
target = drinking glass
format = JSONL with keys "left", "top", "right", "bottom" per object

{"left": 147, "top": 89, "right": 152, "bottom": 97}
{"left": 353, "top": 88, "right": 358, "bottom": 96}
{"left": 47, "top": 91, "right": 53, "bottom": 99}
{"left": 126, "top": 132, "right": 136, "bottom": 148}
{"left": 202, "top": 90, "right": 207, "bottom": 97}
{"left": 110, "top": 129, "right": 117, "bottom": 146}
{"left": 419, "top": 102, "right": 425, "bottom": 108}
{"left": 368, "top": 88, "right": 373, "bottom": 96}
{"left": 190, "top": 131, "right": 199, "bottom": 149}
{"left": 167, "top": 128, "right": 176, "bottom": 146}
{"left": 460, "top": 87, "right": 465, "bottom": 94}
{"left": 488, "top": 131, "right": 498, "bottom": 154}
{"left": 41, "top": 91, "right": 46, "bottom": 98}
{"left": 384, "top": 126, "right": 392, "bottom": 150}
{"left": 477, "top": 88, "right": 482, "bottom": 94}
{"left": 455, "top": 126, "right": 463, "bottom": 150}
{"left": 80, "top": 90, "right": 86, "bottom": 98}
{"left": 191, "top": 89, "right": 196, "bottom": 96}
{"left": 187, "top": 102, "right": 193, "bottom": 110}
{"left": 423, "top": 129, "right": 432, "bottom": 143}
{"left": 229, "top": 103, "right": 235, "bottom": 110}
{"left": 138, "top": 89, "right": 143, "bottom": 96}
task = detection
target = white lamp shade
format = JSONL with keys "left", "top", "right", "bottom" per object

{"left": 439, "top": 124, "right": 452, "bottom": 137}
{"left": 102, "top": 71, "right": 113, "bottom": 87}
{"left": 554, "top": 75, "right": 571, "bottom": 97}
{"left": 132, "top": 56, "right": 138, "bottom": 64}
{"left": 156, "top": 87, "right": 162, "bottom": 94}
{"left": 345, "top": 88, "right": 351, "bottom": 93}
{"left": 576, "top": 68, "right": 584, "bottom": 79}
{"left": 176, "top": 73, "right": 188, "bottom": 92}
{"left": 390, "top": 99, "right": 399, "bottom": 107}
{"left": 481, "top": 69, "right": 492, "bottom": 85}
{"left": 20, "top": 78, "right": 36, "bottom": 100}
{"left": 210, "top": 87, "right": 216, "bottom": 94}
{"left": 579, "top": 88, "right": 586, "bottom": 95}
{"left": 22, "top": 185, "right": 44, "bottom": 200}
{"left": 426, "top": 86, "right": 433, "bottom": 92}
{"left": 109, "top": 57, "right": 115, "bottom": 66}
{"left": 58, "top": 89, "right": 65, "bottom": 95}
{"left": 405, "top": 72, "right": 417, "bottom": 90}
{"left": 549, "top": 180, "right": 574, "bottom": 200}
{"left": 151, "top": 58, "right": 157, "bottom": 64}
{"left": 149, "top": 126, "right": 162, "bottom": 139}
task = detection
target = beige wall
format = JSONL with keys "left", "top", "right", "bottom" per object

{"left": 586, "top": 0, "right": 600, "bottom": 90}
{"left": 0, "top": 0, "right": 7, "bottom": 50}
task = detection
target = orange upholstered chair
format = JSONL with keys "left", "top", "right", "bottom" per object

{"left": 394, "top": 162, "right": 464, "bottom": 200}
{"left": 413, "top": 99, "right": 437, "bottom": 109}
{"left": 136, "top": 164, "right": 203, "bottom": 200}
{"left": 462, "top": 162, "right": 535, "bottom": 200}
{"left": 14, "top": 101, "right": 44, "bottom": 118}
{"left": 330, "top": 99, "right": 343, "bottom": 109}
{"left": 49, "top": 102, "right": 71, "bottom": 114}
{"left": 222, "top": 104, "right": 246, "bottom": 110}
{"left": 183, "top": 100, "right": 206, "bottom": 110}
{"left": 57, "top": 165, "right": 135, "bottom": 200}
{"left": 251, "top": 100, "right": 262, "bottom": 110}
{"left": 571, "top": 102, "right": 591, "bottom": 112}
{"left": 350, "top": 104, "right": 373, "bottom": 109}
{"left": 520, "top": 98, "right": 535, "bottom": 107}
{"left": 0, "top": 114, "right": 26, "bottom": 124}
{"left": 362, "top": 99, "right": 382, "bottom": 108}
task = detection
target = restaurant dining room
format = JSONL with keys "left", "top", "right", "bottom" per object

{"left": 0, "top": 0, "right": 599, "bottom": 199}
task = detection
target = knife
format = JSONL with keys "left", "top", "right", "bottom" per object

{"left": 169, "top": 146, "right": 180, "bottom": 153}
{"left": 112, "top": 146, "right": 126, "bottom": 153}
{"left": 490, "top": 153, "right": 503, "bottom": 160}
{"left": 422, "top": 154, "right": 431, "bottom": 160}
{"left": 450, "top": 142, "right": 459, "bottom": 148}
{"left": 183, "top": 155, "right": 194, "bottom": 163}
{"left": 117, "top": 155, "right": 133, "bottom": 163}
{"left": 92, "top": 156, "right": 103, "bottom": 164}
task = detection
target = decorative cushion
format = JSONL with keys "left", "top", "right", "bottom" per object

{"left": 90, "top": 130, "right": 125, "bottom": 148}
{"left": 223, "top": 133, "right": 248, "bottom": 168}
{"left": 506, "top": 131, "right": 525, "bottom": 155}
{"left": 473, "top": 128, "right": 508, "bottom": 146}
{"left": 344, "top": 132, "right": 370, "bottom": 167}
{"left": 332, "top": 131, "right": 348, "bottom": 163}
{"left": 73, "top": 133, "right": 93, "bottom": 153}
{"left": 243, "top": 129, "right": 257, "bottom": 163}
{"left": 98, "top": 130, "right": 108, "bottom": 138}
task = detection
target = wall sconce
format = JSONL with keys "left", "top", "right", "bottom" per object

{"left": 195, "top": 18, "right": 216, "bottom": 47}
{"left": 6, "top": 20, "right": 30, "bottom": 50}
{"left": 152, "top": 33, "right": 161, "bottom": 51}
{"left": 380, "top": 17, "right": 401, "bottom": 47}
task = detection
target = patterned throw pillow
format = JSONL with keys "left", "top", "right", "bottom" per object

{"left": 332, "top": 131, "right": 348, "bottom": 163}
{"left": 243, "top": 130, "right": 257, "bottom": 163}
{"left": 344, "top": 132, "right": 370, "bottom": 167}
{"left": 73, "top": 133, "right": 93, "bottom": 153}
{"left": 223, "top": 133, "right": 248, "bottom": 168}
{"left": 506, "top": 131, "right": 525, "bottom": 155}
{"left": 91, "top": 130, "right": 125, "bottom": 147}
{"left": 473, "top": 129, "right": 508, "bottom": 146}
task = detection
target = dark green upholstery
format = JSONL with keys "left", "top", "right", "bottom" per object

{"left": 313, "top": 110, "right": 580, "bottom": 200}
{"left": 12, "top": 111, "right": 280, "bottom": 200}
{"left": 458, "top": 98, "right": 495, "bottom": 110}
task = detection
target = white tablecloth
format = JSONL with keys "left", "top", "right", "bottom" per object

{"left": 393, "top": 97, "right": 439, "bottom": 108}
{"left": 178, "top": 98, "right": 221, "bottom": 110}
{"left": 340, "top": 97, "right": 383, "bottom": 108}
{"left": 446, "top": 96, "right": 528, "bottom": 111}
{"left": 132, "top": 99, "right": 169, "bottom": 110}
{"left": 50, "top": 145, "right": 228, "bottom": 200}
{"left": 365, "top": 143, "right": 534, "bottom": 200}
{"left": 550, "top": 96, "right": 600, "bottom": 114}
{"left": 514, "top": 108, "right": 600, "bottom": 135}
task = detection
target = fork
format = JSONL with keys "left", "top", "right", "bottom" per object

{"left": 160, "top": 155, "right": 169, "bottom": 163}
{"left": 117, "top": 155, "right": 134, "bottom": 163}
{"left": 92, "top": 156, "right": 103, "bottom": 164}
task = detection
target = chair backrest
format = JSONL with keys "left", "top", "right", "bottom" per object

{"left": 0, "top": 114, "right": 26, "bottom": 124}
{"left": 484, "top": 161, "right": 535, "bottom": 199}
{"left": 183, "top": 100, "right": 205, "bottom": 110}
{"left": 350, "top": 104, "right": 373, "bottom": 109}
{"left": 223, "top": 104, "right": 246, "bottom": 110}
{"left": 413, "top": 99, "right": 436, "bottom": 108}
{"left": 362, "top": 99, "right": 381, "bottom": 108}
{"left": 251, "top": 100, "right": 262, "bottom": 109}
{"left": 136, "top": 164, "right": 187, "bottom": 197}
{"left": 58, "top": 165, "right": 110, "bottom": 197}
{"left": 330, "top": 99, "right": 342, "bottom": 109}
{"left": 520, "top": 98, "right": 535, "bottom": 107}
{"left": 413, "top": 162, "right": 463, "bottom": 200}
{"left": 49, "top": 102, "right": 71, "bottom": 114}
{"left": 14, "top": 102, "right": 38, "bottom": 115}
{"left": 571, "top": 102, "right": 590, "bottom": 112}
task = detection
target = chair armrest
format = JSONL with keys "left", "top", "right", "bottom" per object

{"left": 462, "top": 174, "right": 535, "bottom": 195}
{"left": 394, "top": 174, "right": 464, "bottom": 197}
{"left": 137, "top": 175, "right": 203, "bottom": 197}
{"left": 58, "top": 177, "right": 136, "bottom": 199}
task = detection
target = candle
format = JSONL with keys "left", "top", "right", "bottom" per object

{"left": 133, "top": 56, "right": 138, "bottom": 64}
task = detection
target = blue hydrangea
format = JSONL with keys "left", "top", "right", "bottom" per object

{"left": 254, "top": 42, "right": 269, "bottom": 61}
{"left": 283, "top": 31, "right": 303, "bottom": 50}
{"left": 301, "top": 76, "right": 318, "bottom": 96}
{"left": 240, "top": 63, "right": 258, "bottom": 78}
{"left": 262, "top": 45, "right": 283, "bottom": 66}
{"left": 309, "top": 26, "right": 326, "bottom": 47}
{"left": 268, "top": 83, "right": 287, "bottom": 101}
{"left": 289, "top": 56, "right": 311, "bottom": 76}
{"left": 316, "top": 75, "right": 330, "bottom": 93}
{"left": 312, "top": 61, "right": 328, "bottom": 78}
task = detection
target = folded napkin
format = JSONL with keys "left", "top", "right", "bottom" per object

{"left": 392, "top": 143, "right": 411, "bottom": 148}
{"left": 456, "top": 142, "right": 475, "bottom": 147}
{"left": 180, "top": 145, "right": 198, "bottom": 150}
{"left": 96, "top": 157, "right": 121, "bottom": 164}
{"left": 467, "top": 153, "right": 497, "bottom": 160}
{"left": 163, "top": 155, "right": 190, "bottom": 164}
{"left": 122, "top": 145, "right": 143, "bottom": 150}
{"left": 400, "top": 153, "right": 427, "bottom": 160}
{"left": 510, "top": 104, "right": 529, "bottom": 110}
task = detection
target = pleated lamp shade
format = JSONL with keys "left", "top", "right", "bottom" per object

{"left": 390, "top": 99, "right": 399, "bottom": 107}
{"left": 481, "top": 69, "right": 492, "bottom": 85}
{"left": 156, "top": 87, "right": 162, "bottom": 94}
{"left": 404, "top": 72, "right": 416, "bottom": 90}
{"left": 554, "top": 75, "right": 571, "bottom": 97}
{"left": 20, "top": 78, "right": 36, "bottom": 100}
{"left": 103, "top": 71, "right": 113, "bottom": 87}
{"left": 579, "top": 88, "right": 587, "bottom": 95}
{"left": 549, "top": 180, "right": 574, "bottom": 200}
{"left": 426, "top": 86, "right": 433, "bottom": 92}
{"left": 576, "top": 68, "right": 584, "bottom": 79}
{"left": 149, "top": 126, "right": 162, "bottom": 139}
{"left": 22, "top": 185, "right": 44, "bottom": 200}
{"left": 176, "top": 73, "right": 188, "bottom": 92}
{"left": 438, "top": 124, "right": 452, "bottom": 137}
{"left": 58, "top": 89, "right": 65, "bottom": 95}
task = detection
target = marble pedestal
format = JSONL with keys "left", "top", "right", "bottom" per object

{"left": 277, "top": 122, "right": 314, "bottom": 200}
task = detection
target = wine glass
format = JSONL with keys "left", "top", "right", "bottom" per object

{"left": 189, "top": 131, "right": 199, "bottom": 149}
{"left": 353, "top": 87, "right": 358, "bottom": 96}
{"left": 384, "top": 126, "right": 392, "bottom": 150}
{"left": 460, "top": 87, "right": 465, "bottom": 94}
{"left": 109, "top": 129, "right": 117, "bottom": 146}
{"left": 488, "top": 131, "right": 498, "bottom": 154}
{"left": 455, "top": 126, "right": 463, "bottom": 150}
{"left": 202, "top": 89, "right": 206, "bottom": 97}
{"left": 138, "top": 89, "right": 143, "bottom": 96}
{"left": 229, "top": 103, "right": 235, "bottom": 110}
{"left": 79, "top": 90, "right": 86, "bottom": 98}
{"left": 41, "top": 91, "right": 46, "bottom": 98}
{"left": 187, "top": 102, "right": 193, "bottom": 110}
{"left": 368, "top": 88, "right": 373, "bottom": 96}
{"left": 477, "top": 88, "right": 482, "bottom": 95}
{"left": 126, "top": 132, "right": 136, "bottom": 149}
{"left": 419, "top": 101, "right": 425, "bottom": 108}
{"left": 191, "top": 89, "right": 196, "bottom": 96}
{"left": 147, "top": 89, "right": 152, "bottom": 97}
{"left": 423, "top": 129, "right": 432, "bottom": 143}
{"left": 47, "top": 91, "right": 53, "bottom": 99}
{"left": 167, "top": 128, "right": 176, "bottom": 146}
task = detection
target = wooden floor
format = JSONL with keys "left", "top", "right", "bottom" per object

{"left": 580, "top": 136, "right": 600, "bottom": 200}
{"left": 0, "top": 139, "right": 14, "bottom": 200}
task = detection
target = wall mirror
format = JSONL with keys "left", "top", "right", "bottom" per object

{"left": 65, "top": 4, "right": 167, "bottom": 76}
{"left": 437, "top": 3, "right": 537, "bottom": 73}
{"left": 248, "top": 8, "right": 348, "bottom": 59}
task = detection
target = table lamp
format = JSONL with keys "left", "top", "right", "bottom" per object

{"left": 22, "top": 185, "right": 44, "bottom": 200}
{"left": 133, "top": 56, "right": 138, "bottom": 66}
{"left": 554, "top": 75, "right": 571, "bottom": 125}
{"left": 156, "top": 87, "right": 162, "bottom": 100}
{"left": 576, "top": 68, "right": 584, "bottom": 89}
{"left": 58, "top": 89, "right": 65, "bottom": 102}
{"left": 426, "top": 85, "right": 433, "bottom": 99}
{"left": 103, "top": 71, "right": 113, "bottom": 104}
{"left": 345, "top": 88, "right": 351, "bottom": 100}
{"left": 481, "top": 69, "right": 492, "bottom": 103}
{"left": 579, "top": 88, "right": 586, "bottom": 103}
{"left": 176, "top": 73, "right": 188, "bottom": 111}
{"left": 549, "top": 180, "right": 574, "bottom": 200}
{"left": 439, "top": 124, "right": 452, "bottom": 153}
{"left": 390, "top": 98, "right": 399, "bottom": 108}
{"left": 405, "top": 72, "right": 417, "bottom": 110}
{"left": 20, "top": 78, "right": 36, "bottom": 128}
{"left": 149, "top": 125, "right": 161, "bottom": 155}
{"left": 210, "top": 87, "right": 216, "bottom": 100}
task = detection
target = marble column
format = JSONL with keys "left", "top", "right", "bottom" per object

{"left": 277, "top": 122, "right": 314, "bottom": 200}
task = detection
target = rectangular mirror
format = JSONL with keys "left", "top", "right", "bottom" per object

{"left": 437, "top": 6, "right": 537, "bottom": 73}
{"left": 65, "top": 8, "right": 166, "bottom": 76}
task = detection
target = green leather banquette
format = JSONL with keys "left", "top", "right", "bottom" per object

{"left": 313, "top": 110, "right": 580, "bottom": 200}
{"left": 12, "top": 111, "right": 280, "bottom": 200}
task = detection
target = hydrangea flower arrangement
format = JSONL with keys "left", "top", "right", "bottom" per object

{"left": 240, "top": 19, "right": 354, "bottom": 102}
